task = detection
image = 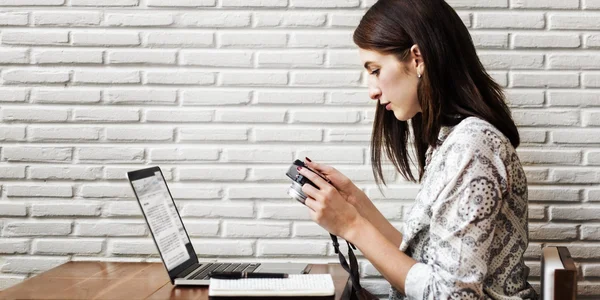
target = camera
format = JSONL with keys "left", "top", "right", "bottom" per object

{"left": 285, "top": 159, "right": 330, "bottom": 204}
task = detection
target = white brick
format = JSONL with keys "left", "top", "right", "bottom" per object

{"left": 505, "top": 90, "right": 545, "bottom": 107}
{"left": 586, "top": 34, "right": 600, "bottom": 48}
{"left": 584, "top": 111, "right": 600, "bottom": 126}
{"left": 289, "top": 32, "right": 353, "bottom": 48}
{"left": 109, "top": 240, "right": 156, "bottom": 255}
{"left": 146, "top": 109, "right": 212, "bottom": 122}
{"left": 223, "top": 0, "right": 286, "bottom": 7}
{"left": 582, "top": 225, "right": 600, "bottom": 240}
{"left": 150, "top": 147, "right": 220, "bottom": 161}
{"left": 256, "top": 91, "right": 325, "bottom": 104}
{"left": 220, "top": 32, "right": 286, "bottom": 48}
{"left": 181, "top": 50, "right": 252, "bottom": 67}
{"left": 180, "top": 12, "right": 251, "bottom": 27}
{"left": 147, "top": 0, "right": 214, "bottom": 6}
{"left": 181, "top": 202, "right": 254, "bottom": 218}
{"left": 292, "top": 111, "right": 360, "bottom": 123}
{"left": 293, "top": 71, "right": 361, "bottom": 87}
{"left": 2, "top": 108, "right": 69, "bottom": 122}
{"left": 328, "top": 128, "right": 371, "bottom": 142}
{"left": 74, "top": 108, "right": 139, "bottom": 122}
{"left": 511, "top": 0, "right": 579, "bottom": 9}
{"left": 105, "top": 201, "right": 142, "bottom": 217}
{"left": 0, "top": 88, "right": 28, "bottom": 102}
{"left": 221, "top": 71, "right": 288, "bottom": 86}
{"left": 478, "top": 53, "right": 544, "bottom": 69}
{"left": 33, "top": 12, "right": 101, "bottom": 26}
{"left": 0, "top": 49, "right": 28, "bottom": 64}
{"left": 528, "top": 206, "right": 546, "bottom": 220}
{"left": 0, "top": 239, "right": 29, "bottom": 254}
{"left": 106, "top": 13, "right": 174, "bottom": 26}
{"left": 31, "top": 89, "right": 101, "bottom": 104}
{"left": 0, "top": 165, "right": 25, "bottom": 179}
{"left": 553, "top": 129, "right": 600, "bottom": 144}
{"left": 550, "top": 169, "right": 599, "bottom": 184}
{"left": 146, "top": 32, "right": 213, "bottom": 48}
{"left": 74, "top": 70, "right": 140, "bottom": 84}
{"left": 470, "top": 33, "right": 508, "bottom": 49}
{"left": 584, "top": 0, "right": 600, "bottom": 9}
{"left": 289, "top": 0, "right": 359, "bottom": 8}
{"left": 475, "top": 13, "right": 544, "bottom": 29}
{"left": 329, "top": 12, "right": 363, "bottom": 27}
{"left": 583, "top": 73, "right": 600, "bottom": 88}
{"left": 1, "top": 257, "right": 69, "bottom": 274}
{"left": 550, "top": 13, "right": 600, "bottom": 30}
{"left": 512, "top": 33, "right": 580, "bottom": 49}
{"left": 549, "top": 54, "right": 600, "bottom": 69}
{"left": 30, "top": 166, "right": 102, "bottom": 180}
{"left": 33, "top": 50, "right": 103, "bottom": 64}
{"left": 524, "top": 168, "right": 549, "bottom": 183}
{"left": 80, "top": 185, "right": 134, "bottom": 198}
{"left": 3, "top": 147, "right": 72, "bottom": 162}
{"left": 330, "top": 91, "right": 370, "bottom": 105}
{"left": 33, "top": 239, "right": 103, "bottom": 255}
{"left": 2, "top": 31, "right": 68, "bottom": 45}
{"left": 224, "top": 221, "right": 290, "bottom": 237}
{"left": 257, "top": 240, "right": 328, "bottom": 256}
{"left": 105, "top": 89, "right": 177, "bottom": 104}
{"left": 0, "top": 203, "right": 26, "bottom": 216}
{"left": 185, "top": 221, "right": 219, "bottom": 237}
{"left": 257, "top": 51, "right": 324, "bottom": 67}
{"left": 6, "top": 185, "right": 73, "bottom": 198}
{"left": 29, "top": 126, "right": 101, "bottom": 141}
{"left": 216, "top": 110, "right": 285, "bottom": 123}
{"left": 75, "top": 221, "right": 147, "bottom": 236}
{"left": 108, "top": 50, "right": 176, "bottom": 64}
{"left": 551, "top": 207, "right": 600, "bottom": 221}
{"left": 254, "top": 128, "right": 323, "bottom": 142}
{"left": 328, "top": 50, "right": 362, "bottom": 68}
{"left": 3, "top": 70, "right": 69, "bottom": 84}
{"left": 548, "top": 91, "right": 600, "bottom": 107}
{"left": 3, "top": 221, "right": 72, "bottom": 237}
{"left": 179, "top": 128, "right": 247, "bottom": 141}
{"left": 528, "top": 187, "right": 580, "bottom": 201}
{"left": 588, "top": 152, "right": 600, "bottom": 165}
{"left": 107, "top": 127, "right": 173, "bottom": 141}
{"left": 254, "top": 12, "right": 326, "bottom": 27}
{"left": 0, "top": 12, "right": 28, "bottom": 25}
{"left": 178, "top": 167, "right": 247, "bottom": 181}
{"left": 104, "top": 166, "right": 172, "bottom": 180}
{"left": 183, "top": 90, "right": 251, "bottom": 105}
{"left": 512, "top": 110, "right": 579, "bottom": 126}
{"left": 224, "top": 148, "right": 292, "bottom": 163}
{"left": 259, "top": 204, "right": 311, "bottom": 220}
{"left": 192, "top": 239, "right": 254, "bottom": 256}
{"left": 447, "top": 0, "right": 507, "bottom": 8}
{"left": 146, "top": 71, "right": 215, "bottom": 85}
{"left": 72, "top": 31, "right": 140, "bottom": 46}
{"left": 0, "top": 126, "right": 26, "bottom": 141}
{"left": 71, "top": 0, "right": 138, "bottom": 5}
{"left": 518, "top": 149, "right": 581, "bottom": 165}
{"left": 78, "top": 147, "right": 144, "bottom": 162}
{"left": 510, "top": 72, "right": 579, "bottom": 88}
{"left": 297, "top": 147, "right": 364, "bottom": 164}
{"left": 170, "top": 186, "right": 222, "bottom": 200}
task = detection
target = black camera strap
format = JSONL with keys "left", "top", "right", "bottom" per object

{"left": 329, "top": 233, "right": 362, "bottom": 291}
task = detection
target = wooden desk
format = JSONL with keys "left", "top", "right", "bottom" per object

{"left": 0, "top": 262, "right": 352, "bottom": 300}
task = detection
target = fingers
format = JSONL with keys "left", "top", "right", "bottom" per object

{"left": 298, "top": 166, "right": 331, "bottom": 191}
{"left": 305, "top": 158, "right": 334, "bottom": 174}
{"left": 303, "top": 196, "right": 319, "bottom": 212}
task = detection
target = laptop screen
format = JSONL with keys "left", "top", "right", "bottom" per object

{"left": 127, "top": 167, "right": 198, "bottom": 279}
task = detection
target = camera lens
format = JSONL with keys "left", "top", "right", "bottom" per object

{"left": 287, "top": 181, "right": 307, "bottom": 204}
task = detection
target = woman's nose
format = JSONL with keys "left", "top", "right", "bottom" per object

{"left": 369, "top": 88, "right": 381, "bottom": 101}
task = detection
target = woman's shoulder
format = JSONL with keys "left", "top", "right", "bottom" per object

{"left": 442, "top": 116, "right": 513, "bottom": 159}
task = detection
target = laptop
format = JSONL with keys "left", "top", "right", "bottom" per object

{"left": 127, "top": 166, "right": 310, "bottom": 285}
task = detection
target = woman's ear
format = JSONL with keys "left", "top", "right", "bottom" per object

{"left": 410, "top": 44, "right": 424, "bottom": 77}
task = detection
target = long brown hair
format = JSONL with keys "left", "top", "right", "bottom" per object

{"left": 354, "top": 0, "right": 520, "bottom": 186}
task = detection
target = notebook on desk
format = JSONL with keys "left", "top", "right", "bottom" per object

{"left": 208, "top": 274, "right": 335, "bottom": 298}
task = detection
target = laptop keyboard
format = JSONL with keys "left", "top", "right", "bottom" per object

{"left": 189, "top": 263, "right": 261, "bottom": 280}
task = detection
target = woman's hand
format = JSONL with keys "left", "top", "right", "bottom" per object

{"left": 304, "top": 158, "right": 371, "bottom": 213}
{"left": 297, "top": 165, "right": 364, "bottom": 239}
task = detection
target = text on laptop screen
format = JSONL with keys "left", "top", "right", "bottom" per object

{"left": 131, "top": 171, "right": 190, "bottom": 270}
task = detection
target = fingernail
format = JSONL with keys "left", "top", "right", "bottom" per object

{"left": 297, "top": 166, "right": 302, "bottom": 171}
{"left": 305, "top": 157, "right": 312, "bottom": 162}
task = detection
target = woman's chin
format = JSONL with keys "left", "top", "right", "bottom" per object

{"left": 392, "top": 110, "right": 410, "bottom": 121}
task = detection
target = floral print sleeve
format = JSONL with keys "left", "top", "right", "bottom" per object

{"left": 390, "top": 117, "right": 537, "bottom": 300}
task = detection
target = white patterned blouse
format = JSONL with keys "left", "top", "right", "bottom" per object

{"left": 389, "top": 116, "right": 538, "bottom": 300}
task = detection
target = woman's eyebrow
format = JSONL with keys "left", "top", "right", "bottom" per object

{"left": 364, "top": 61, "right": 376, "bottom": 69}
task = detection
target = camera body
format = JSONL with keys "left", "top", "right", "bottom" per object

{"left": 285, "top": 159, "right": 329, "bottom": 204}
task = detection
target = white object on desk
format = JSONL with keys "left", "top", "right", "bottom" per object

{"left": 208, "top": 274, "right": 335, "bottom": 297}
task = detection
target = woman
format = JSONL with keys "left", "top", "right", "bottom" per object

{"left": 295, "top": 0, "right": 538, "bottom": 299}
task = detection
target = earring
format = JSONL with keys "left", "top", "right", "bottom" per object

{"left": 417, "top": 73, "right": 421, "bottom": 78}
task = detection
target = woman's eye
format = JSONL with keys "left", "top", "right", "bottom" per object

{"left": 370, "top": 69, "right": 380, "bottom": 76}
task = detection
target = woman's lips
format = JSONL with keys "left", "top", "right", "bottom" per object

{"left": 386, "top": 103, "right": 392, "bottom": 110}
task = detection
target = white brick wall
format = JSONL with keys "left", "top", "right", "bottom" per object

{"left": 0, "top": 0, "right": 598, "bottom": 298}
